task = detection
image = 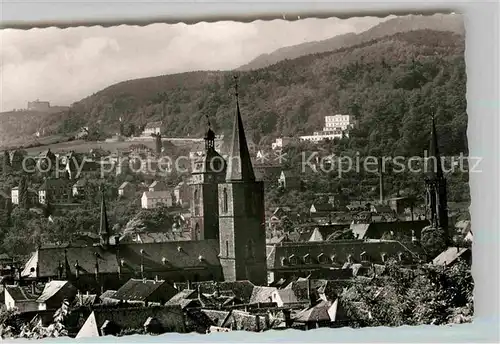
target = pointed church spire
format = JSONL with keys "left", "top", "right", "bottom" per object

{"left": 99, "top": 186, "right": 110, "bottom": 245}
{"left": 204, "top": 113, "right": 215, "bottom": 151}
{"left": 226, "top": 75, "right": 255, "bottom": 182}
{"left": 427, "top": 112, "right": 443, "bottom": 180}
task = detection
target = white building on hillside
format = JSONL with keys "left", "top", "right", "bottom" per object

{"left": 299, "top": 114, "right": 355, "bottom": 143}
{"left": 141, "top": 191, "right": 173, "bottom": 209}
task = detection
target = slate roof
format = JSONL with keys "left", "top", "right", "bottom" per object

{"left": 293, "top": 299, "right": 336, "bottom": 323}
{"left": 175, "top": 280, "right": 256, "bottom": 304}
{"left": 99, "top": 290, "right": 116, "bottom": 300}
{"left": 36, "top": 280, "right": 73, "bottom": 303}
{"left": 111, "top": 278, "right": 177, "bottom": 302}
{"left": 201, "top": 309, "right": 231, "bottom": 327}
{"left": 22, "top": 240, "right": 221, "bottom": 279}
{"left": 5, "top": 285, "right": 40, "bottom": 302}
{"left": 266, "top": 240, "right": 424, "bottom": 270}
{"left": 39, "top": 178, "right": 70, "bottom": 191}
{"left": 350, "top": 220, "right": 429, "bottom": 240}
{"left": 249, "top": 286, "right": 277, "bottom": 304}
{"left": 118, "top": 181, "right": 132, "bottom": 190}
{"left": 76, "top": 305, "right": 185, "bottom": 338}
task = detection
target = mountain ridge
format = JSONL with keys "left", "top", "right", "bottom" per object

{"left": 237, "top": 13, "right": 464, "bottom": 71}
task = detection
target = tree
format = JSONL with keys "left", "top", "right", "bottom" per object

{"left": 18, "top": 176, "right": 28, "bottom": 209}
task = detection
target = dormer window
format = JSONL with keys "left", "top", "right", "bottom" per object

{"left": 360, "top": 251, "right": 367, "bottom": 262}
{"left": 120, "top": 258, "right": 125, "bottom": 266}
{"left": 281, "top": 257, "right": 288, "bottom": 266}
{"left": 381, "top": 253, "right": 387, "bottom": 263}
{"left": 317, "top": 253, "right": 328, "bottom": 264}
{"left": 289, "top": 254, "right": 299, "bottom": 265}
{"left": 303, "top": 254, "right": 312, "bottom": 264}
{"left": 347, "top": 254, "right": 353, "bottom": 264}
{"left": 398, "top": 252, "right": 405, "bottom": 262}
{"left": 330, "top": 254, "right": 337, "bottom": 264}
{"left": 198, "top": 255, "right": 205, "bottom": 262}
{"left": 162, "top": 257, "right": 168, "bottom": 265}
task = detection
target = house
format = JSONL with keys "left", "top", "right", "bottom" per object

{"left": 220, "top": 309, "right": 271, "bottom": 332}
{"left": 4, "top": 285, "right": 41, "bottom": 313}
{"left": 10, "top": 187, "right": 19, "bottom": 205}
{"left": 370, "top": 204, "right": 394, "bottom": 214}
{"left": 141, "top": 191, "right": 173, "bottom": 209}
{"left": 309, "top": 203, "right": 335, "bottom": 218}
{"left": 72, "top": 179, "right": 86, "bottom": 197}
{"left": 142, "top": 121, "right": 162, "bottom": 136}
{"left": 10, "top": 186, "right": 38, "bottom": 207}
{"left": 271, "top": 137, "right": 295, "bottom": 150}
{"left": 278, "top": 170, "right": 301, "bottom": 190}
{"left": 111, "top": 278, "right": 178, "bottom": 306}
{"left": 9, "top": 150, "right": 26, "bottom": 170}
{"left": 75, "top": 305, "right": 186, "bottom": 338}
{"left": 38, "top": 178, "right": 72, "bottom": 205}
{"left": 387, "top": 196, "right": 415, "bottom": 214}
{"left": 36, "top": 280, "right": 78, "bottom": 311}
{"left": 118, "top": 181, "right": 136, "bottom": 198}
{"left": 292, "top": 299, "right": 346, "bottom": 329}
{"left": 149, "top": 180, "right": 168, "bottom": 192}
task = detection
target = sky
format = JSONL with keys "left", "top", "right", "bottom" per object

{"left": 0, "top": 16, "right": 390, "bottom": 112}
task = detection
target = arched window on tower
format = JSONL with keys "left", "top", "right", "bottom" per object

{"left": 194, "top": 223, "right": 200, "bottom": 241}
{"left": 194, "top": 189, "right": 200, "bottom": 216}
{"left": 223, "top": 188, "right": 228, "bottom": 213}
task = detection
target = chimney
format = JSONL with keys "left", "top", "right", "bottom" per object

{"left": 31, "top": 281, "right": 36, "bottom": 295}
{"left": 197, "top": 284, "right": 201, "bottom": 298}
{"left": 187, "top": 280, "right": 192, "bottom": 290}
{"left": 255, "top": 314, "right": 261, "bottom": 332}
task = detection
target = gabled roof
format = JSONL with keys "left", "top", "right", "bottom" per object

{"left": 37, "top": 280, "right": 73, "bottom": 303}
{"left": 142, "top": 191, "right": 171, "bottom": 199}
{"left": 5, "top": 285, "right": 40, "bottom": 302}
{"left": 111, "top": 278, "right": 177, "bottom": 302}
{"left": 119, "top": 181, "right": 133, "bottom": 190}
{"left": 76, "top": 305, "right": 185, "bottom": 338}
{"left": 293, "top": 299, "right": 336, "bottom": 323}
{"left": 311, "top": 203, "right": 334, "bottom": 212}
{"left": 249, "top": 286, "right": 277, "bottom": 304}
{"left": 432, "top": 247, "right": 471, "bottom": 266}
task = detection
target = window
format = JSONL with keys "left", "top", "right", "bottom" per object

{"left": 226, "top": 241, "right": 229, "bottom": 257}
{"left": 194, "top": 223, "right": 200, "bottom": 240}
{"left": 194, "top": 189, "right": 200, "bottom": 216}
{"left": 303, "top": 254, "right": 312, "bottom": 264}
{"left": 223, "top": 188, "right": 228, "bottom": 213}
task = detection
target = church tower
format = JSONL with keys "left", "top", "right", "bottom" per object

{"left": 218, "top": 77, "right": 267, "bottom": 285}
{"left": 425, "top": 114, "right": 449, "bottom": 244}
{"left": 190, "top": 120, "right": 227, "bottom": 241}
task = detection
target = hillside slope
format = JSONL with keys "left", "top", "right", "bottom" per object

{"left": 8, "top": 29, "right": 466, "bottom": 159}
{"left": 237, "top": 13, "right": 464, "bottom": 71}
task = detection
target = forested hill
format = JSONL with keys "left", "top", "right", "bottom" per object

{"left": 54, "top": 28, "right": 466, "bottom": 157}
{"left": 237, "top": 13, "right": 465, "bottom": 71}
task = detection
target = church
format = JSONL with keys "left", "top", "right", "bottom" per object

{"left": 20, "top": 79, "right": 268, "bottom": 292}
